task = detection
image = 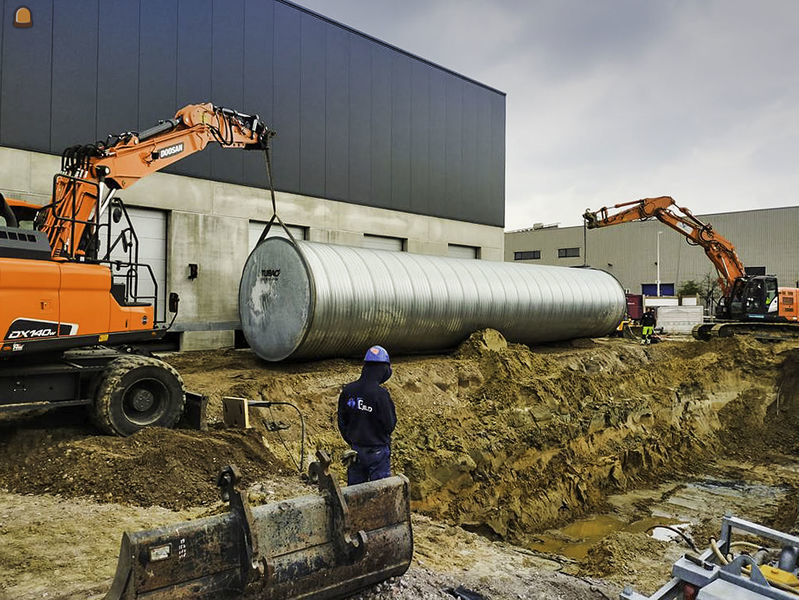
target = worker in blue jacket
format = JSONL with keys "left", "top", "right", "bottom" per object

{"left": 337, "top": 345, "right": 397, "bottom": 485}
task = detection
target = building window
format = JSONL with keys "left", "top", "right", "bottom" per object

{"left": 513, "top": 250, "right": 540, "bottom": 260}
{"left": 558, "top": 247, "right": 580, "bottom": 258}
{"left": 745, "top": 266, "right": 766, "bottom": 276}
{"left": 641, "top": 283, "right": 675, "bottom": 296}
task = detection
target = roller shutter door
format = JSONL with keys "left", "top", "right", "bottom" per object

{"left": 248, "top": 221, "right": 307, "bottom": 253}
{"left": 448, "top": 244, "right": 479, "bottom": 259}
{"left": 106, "top": 207, "right": 167, "bottom": 322}
{"left": 362, "top": 234, "right": 405, "bottom": 252}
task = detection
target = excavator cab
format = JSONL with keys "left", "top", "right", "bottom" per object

{"left": 724, "top": 276, "right": 779, "bottom": 320}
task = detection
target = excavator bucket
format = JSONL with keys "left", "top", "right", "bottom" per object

{"left": 105, "top": 451, "right": 413, "bottom": 600}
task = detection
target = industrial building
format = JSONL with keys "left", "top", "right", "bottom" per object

{"left": 0, "top": 0, "right": 506, "bottom": 350}
{"left": 505, "top": 205, "right": 799, "bottom": 297}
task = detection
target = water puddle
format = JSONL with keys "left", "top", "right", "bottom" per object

{"left": 527, "top": 514, "right": 683, "bottom": 559}
{"left": 524, "top": 475, "right": 791, "bottom": 561}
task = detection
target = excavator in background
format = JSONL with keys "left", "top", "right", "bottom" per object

{"left": 583, "top": 196, "right": 799, "bottom": 341}
{"left": 0, "top": 103, "right": 272, "bottom": 435}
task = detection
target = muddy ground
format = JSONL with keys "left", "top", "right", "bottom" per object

{"left": 2, "top": 332, "right": 799, "bottom": 599}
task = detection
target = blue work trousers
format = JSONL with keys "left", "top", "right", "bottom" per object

{"left": 347, "top": 444, "right": 391, "bottom": 485}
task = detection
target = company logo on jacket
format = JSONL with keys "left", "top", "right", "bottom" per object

{"left": 346, "top": 397, "right": 373, "bottom": 412}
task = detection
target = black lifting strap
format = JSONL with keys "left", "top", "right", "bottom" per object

{"left": 0, "top": 193, "right": 18, "bottom": 228}
{"left": 254, "top": 136, "right": 299, "bottom": 250}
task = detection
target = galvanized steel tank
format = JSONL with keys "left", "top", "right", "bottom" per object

{"left": 239, "top": 239, "right": 626, "bottom": 361}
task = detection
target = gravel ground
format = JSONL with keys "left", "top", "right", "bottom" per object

{"left": 350, "top": 566, "right": 615, "bottom": 600}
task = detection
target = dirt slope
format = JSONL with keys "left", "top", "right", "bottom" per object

{"left": 0, "top": 423, "right": 285, "bottom": 508}
{"left": 2, "top": 332, "right": 799, "bottom": 599}
{"left": 1, "top": 333, "right": 793, "bottom": 535}
{"left": 172, "top": 333, "right": 792, "bottom": 544}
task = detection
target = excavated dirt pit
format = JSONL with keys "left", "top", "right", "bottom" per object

{"left": 3, "top": 332, "right": 799, "bottom": 599}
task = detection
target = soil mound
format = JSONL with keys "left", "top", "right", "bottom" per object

{"left": 582, "top": 531, "right": 668, "bottom": 578}
{"left": 3, "top": 336, "right": 795, "bottom": 540}
{"left": 0, "top": 425, "right": 286, "bottom": 509}
{"left": 455, "top": 329, "right": 509, "bottom": 358}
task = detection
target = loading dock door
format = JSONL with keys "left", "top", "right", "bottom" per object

{"left": 248, "top": 221, "right": 307, "bottom": 253}
{"left": 106, "top": 207, "right": 167, "bottom": 322}
{"left": 448, "top": 244, "right": 479, "bottom": 259}
{"left": 362, "top": 234, "right": 405, "bottom": 252}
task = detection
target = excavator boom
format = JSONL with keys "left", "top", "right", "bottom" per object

{"left": 1, "top": 102, "right": 274, "bottom": 364}
{"left": 43, "top": 103, "right": 272, "bottom": 260}
{"left": 583, "top": 196, "right": 747, "bottom": 296}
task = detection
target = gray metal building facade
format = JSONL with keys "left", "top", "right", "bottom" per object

{"left": 0, "top": 0, "right": 505, "bottom": 227}
{"left": 505, "top": 206, "right": 799, "bottom": 295}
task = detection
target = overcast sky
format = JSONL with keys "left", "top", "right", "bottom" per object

{"left": 295, "top": 0, "right": 799, "bottom": 230}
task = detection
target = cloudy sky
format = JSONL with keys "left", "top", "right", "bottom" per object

{"left": 295, "top": 0, "right": 799, "bottom": 230}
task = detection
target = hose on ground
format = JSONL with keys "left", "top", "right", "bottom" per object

{"left": 254, "top": 395, "right": 307, "bottom": 474}
{"left": 731, "top": 540, "right": 771, "bottom": 552}
{"left": 647, "top": 525, "right": 700, "bottom": 552}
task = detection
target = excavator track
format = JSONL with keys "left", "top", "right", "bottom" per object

{"left": 692, "top": 321, "right": 799, "bottom": 342}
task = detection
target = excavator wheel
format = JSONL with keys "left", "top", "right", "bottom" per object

{"left": 91, "top": 355, "right": 185, "bottom": 436}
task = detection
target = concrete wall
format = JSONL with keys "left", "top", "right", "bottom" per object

{"left": 505, "top": 206, "right": 799, "bottom": 295}
{"left": 1, "top": 146, "right": 504, "bottom": 349}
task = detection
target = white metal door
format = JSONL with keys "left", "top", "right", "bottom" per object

{"left": 448, "top": 243, "right": 479, "bottom": 259}
{"left": 106, "top": 207, "right": 167, "bottom": 321}
{"left": 362, "top": 234, "right": 405, "bottom": 252}
{"left": 248, "top": 221, "right": 306, "bottom": 253}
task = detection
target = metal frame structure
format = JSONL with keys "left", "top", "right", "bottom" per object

{"left": 621, "top": 516, "right": 799, "bottom": 600}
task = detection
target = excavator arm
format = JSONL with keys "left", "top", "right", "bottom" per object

{"left": 583, "top": 196, "right": 747, "bottom": 296}
{"left": 41, "top": 103, "right": 272, "bottom": 259}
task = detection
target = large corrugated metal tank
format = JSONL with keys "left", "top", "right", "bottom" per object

{"left": 239, "top": 239, "right": 626, "bottom": 361}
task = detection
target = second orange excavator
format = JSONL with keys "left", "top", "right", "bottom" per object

{"left": 584, "top": 196, "right": 799, "bottom": 340}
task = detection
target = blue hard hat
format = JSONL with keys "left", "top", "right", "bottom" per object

{"left": 364, "top": 345, "right": 390, "bottom": 364}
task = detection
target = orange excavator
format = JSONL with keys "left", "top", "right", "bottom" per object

{"left": 1, "top": 104, "right": 416, "bottom": 600}
{"left": 0, "top": 103, "right": 273, "bottom": 434}
{"left": 584, "top": 196, "right": 799, "bottom": 340}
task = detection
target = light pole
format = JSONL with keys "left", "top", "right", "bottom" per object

{"left": 656, "top": 231, "right": 662, "bottom": 296}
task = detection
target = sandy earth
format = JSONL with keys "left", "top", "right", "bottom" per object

{"left": 0, "top": 492, "right": 201, "bottom": 600}
{"left": 2, "top": 332, "right": 799, "bottom": 599}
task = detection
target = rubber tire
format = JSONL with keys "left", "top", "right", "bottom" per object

{"left": 91, "top": 355, "right": 185, "bottom": 436}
